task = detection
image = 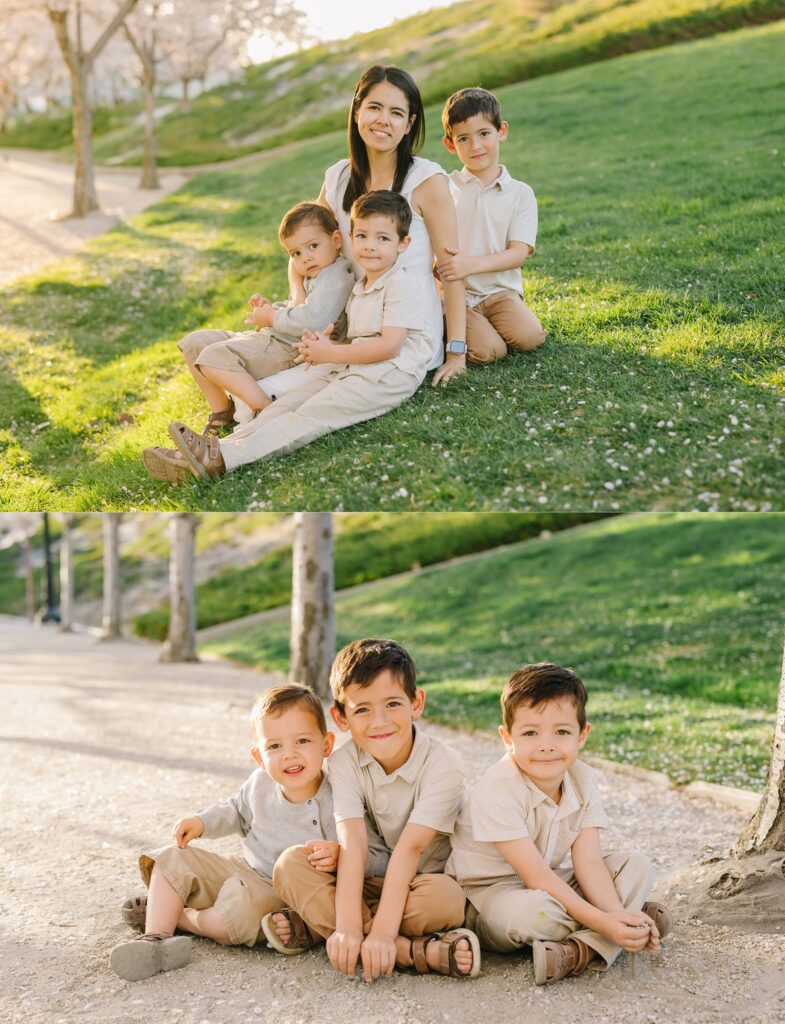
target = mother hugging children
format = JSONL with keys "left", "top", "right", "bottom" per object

{"left": 142, "top": 65, "right": 472, "bottom": 485}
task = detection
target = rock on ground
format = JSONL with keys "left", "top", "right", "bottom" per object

{"left": 1, "top": 616, "right": 783, "bottom": 1024}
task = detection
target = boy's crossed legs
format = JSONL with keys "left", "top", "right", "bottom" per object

{"left": 270, "top": 844, "right": 474, "bottom": 975}
{"left": 465, "top": 850, "right": 656, "bottom": 978}
{"left": 465, "top": 289, "right": 546, "bottom": 364}
{"left": 111, "top": 844, "right": 285, "bottom": 981}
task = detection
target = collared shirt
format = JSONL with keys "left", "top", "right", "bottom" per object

{"left": 329, "top": 725, "right": 466, "bottom": 874}
{"left": 448, "top": 165, "right": 538, "bottom": 307}
{"left": 343, "top": 262, "right": 437, "bottom": 382}
{"left": 270, "top": 255, "right": 355, "bottom": 343}
{"left": 444, "top": 755, "right": 609, "bottom": 908}
{"left": 196, "top": 767, "right": 388, "bottom": 879}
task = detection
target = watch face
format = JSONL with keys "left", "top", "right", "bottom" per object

{"left": 447, "top": 341, "right": 467, "bottom": 354}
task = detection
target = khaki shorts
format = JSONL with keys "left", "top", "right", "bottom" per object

{"left": 179, "top": 328, "right": 297, "bottom": 380}
{"left": 140, "top": 844, "right": 285, "bottom": 947}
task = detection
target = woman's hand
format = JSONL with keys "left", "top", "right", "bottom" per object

{"left": 172, "top": 815, "right": 204, "bottom": 848}
{"left": 431, "top": 353, "right": 466, "bottom": 387}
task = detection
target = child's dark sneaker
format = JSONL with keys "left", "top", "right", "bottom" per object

{"left": 202, "top": 400, "right": 236, "bottom": 437}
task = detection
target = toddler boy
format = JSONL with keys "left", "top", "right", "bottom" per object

{"left": 440, "top": 87, "right": 546, "bottom": 364}
{"left": 142, "top": 202, "right": 355, "bottom": 482}
{"left": 110, "top": 684, "right": 345, "bottom": 981}
{"left": 266, "top": 638, "right": 481, "bottom": 981}
{"left": 445, "top": 663, "right": 671, "bottom": 985}
{"left": 146, "top": 191, "right": 438, "bottom": 483}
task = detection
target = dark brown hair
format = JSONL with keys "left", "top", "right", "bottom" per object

{"left": 343, "top": 65, "right": 425, "bottom": 213}
{"left": 350, "top": 189, "right": 412, "bottom": 240}
{"left": 278, "top": 201, "right": 339, "bottom": 242}
{"left": 330, "top": 638, "right": 417, "bottom": 712}
{"left": 251, "top": 683, "right": 327, "bottom": 735}
{"left": 501, "top": 663, "right": 588, "bottom": 731}
{"left": 442, "top": 87, "right": 502, "bottom": 139}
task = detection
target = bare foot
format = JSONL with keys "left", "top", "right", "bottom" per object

{"left": 272, "top": 911, "right": 292, "bottom": 945}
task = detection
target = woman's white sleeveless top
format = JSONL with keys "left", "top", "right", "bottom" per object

{"left": 323, "top": 156, "right": 446, "bottom": 370}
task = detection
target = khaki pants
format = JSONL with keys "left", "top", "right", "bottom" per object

{"left": 140, "top": 844, "right": 285, "bottom": 947}
{"left": 465, "top": 850, "right": 653, "bottom": 968}
{"left": 272, "top": 844, "right": 466, "bottom": 941}
{"left": 179, "top": 328, "right": 297, "bottom": 380}
{"left": 465, "top": 290, "right": 545, "bottom": 364}
{"left": 219, "top": 360, "right": 420, "bottom": 472}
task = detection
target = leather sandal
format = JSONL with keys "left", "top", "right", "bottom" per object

{"left": 260, "top": 908, "right": 315, "bottom": 955}
{"left": 642, "top": 900, "right": 672, "bottom": 938}
{"left": 533, "top": 936, "right": 595, "bottom": 985}
{"left": 141, "top": 445, "right": 189, "bottom": 484}
{"left": 410, "top": 927, "right": 481, "bottom": 978}
{"left": 168, "top": 421, "right": 226, "bottom": 480}
{"left": 109, "top": 932, "right": 192, "bottom": 982}
{"left": 121, "top": 895, "right": 147, "bottom": 931}
{"left": 202, "top": 399, "right": 236, "bottom": 437}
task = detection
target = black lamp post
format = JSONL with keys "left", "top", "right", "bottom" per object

{"left": 40, "top": 512, "right": 60, "bottom": 623}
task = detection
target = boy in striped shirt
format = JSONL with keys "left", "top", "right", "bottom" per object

{"left": 445, "top": 663, "right": 671, "bottom": 984}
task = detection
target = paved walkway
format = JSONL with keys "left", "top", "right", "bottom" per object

{"left": 1, "top": 616, "right": 782, "bottom": 1024}
{"left": 0, "top": 149, "right": 187, "bottom": 286}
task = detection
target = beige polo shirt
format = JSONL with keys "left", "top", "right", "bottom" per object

{"left": 345, "top": 262, "right": 437, "bottom": 382}
{"left": 448, "top": 165, "right": 538, "bottom": 307}
{"left": 329, "top": 725, "right": 466, "bottom": 875}
{"left": 444, "top": 755, "right": 609, "bottom": 910}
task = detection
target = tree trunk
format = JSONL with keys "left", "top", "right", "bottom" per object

{"left": 23, "top": 537, "right": 35, "bottom": 622}
{"left": 290, "top": 513, "right": 335, "bottom": 699}
{"left": 139, "top": 60, "right": 159, "bottom": 189}
{"left": 69, "top": 60, "right": 98, "bottom": 217}
{"left": 160, "top": 513, "right": 198, "bottom": 663}
{"left": 181, "top": 78, "right": 191, "bottom": 110}
{"left": 59, "top": 515, "right": 76, "bottom": 633}
{"left": 736, "top": 635, "right": 785, "bottom": 854}
{"left": 102, "top": 513, "right": 123, "bottom": 639}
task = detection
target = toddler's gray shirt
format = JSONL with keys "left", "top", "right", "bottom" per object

{"left": 196, "top": 767, "right": 388, "bottom": 879}
{"left": 270, "top": 255, "right": 355, "bottom": 344}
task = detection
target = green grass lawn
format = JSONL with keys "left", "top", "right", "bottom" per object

{"left": 132, "top": 511, "right": 600, "bottom": 638}
{"left": 1, "top": 23, "right": 783, "bottom": 511}
{"left": 201, "top": 512, "right": 785, "bottom": 790}
{"left": 3, "top": 0, "right": 783, "bottom": 166}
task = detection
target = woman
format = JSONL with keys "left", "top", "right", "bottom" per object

{"left": 318, "top": 64, "right": 466, "bottom": 388}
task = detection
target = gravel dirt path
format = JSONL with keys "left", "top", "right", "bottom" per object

{"left": 0, "top": 149, "right": 187, "bottom": 286}
{"left": 2, "top": 616, "right": 783, "bottom": 1024}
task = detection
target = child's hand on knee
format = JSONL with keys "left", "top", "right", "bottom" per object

{"left": 248, "top": 294, "right": 271, "bottom": 309}
{"left": 305, "top": 839, "right": 340, "bottom": 873}
{"left": 245, "top": 303, "right": 274, "bottom": 330}
{"left": 172, "top": 815, "right": 205, "bottom": 848}
{"left": 294, "top": 326, "right": 335, "bottom": 367}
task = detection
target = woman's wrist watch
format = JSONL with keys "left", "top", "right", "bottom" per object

{"left": 446, "top": 339, "right": 467, "bottom": 355}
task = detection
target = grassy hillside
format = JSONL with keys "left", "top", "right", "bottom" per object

{"left": 1, "top": 22, "right": 783, "bottom": 511}
{"left": 202, "top": 513, "right": 785, "bottom": 790}
{"left": 132, "top": 511, "right": 601, "bottom": 639}
{"left": 2, "top": 0, "right": 784, "bottom": 165}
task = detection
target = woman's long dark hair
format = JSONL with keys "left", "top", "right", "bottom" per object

{"left": 342, "top": 65, "right": 426, "bottom": 213}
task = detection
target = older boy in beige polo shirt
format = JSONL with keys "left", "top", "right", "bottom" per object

{"left": 439, "top": 87, "right": 546, "bottom": 364}
{"left": 445, "top": 663, "right": 672, "bottom": 985}
{"left": 154, "top": 191, "right": 436, "bottom": 482}
{"left": 264, "top": 638, "right": 481, "bottom": 982}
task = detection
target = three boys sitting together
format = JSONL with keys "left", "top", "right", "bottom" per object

{"left": 111, "top": 639, "right": 670, "bottom": 986}
{"left": 142, "top": 86, "right": 545, "bottom": 484}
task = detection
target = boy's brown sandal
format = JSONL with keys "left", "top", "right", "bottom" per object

{"left": 260, "top": 908, "right": 315, "bottom": 955}
{"left": 121, "top": 895, "right": 147, "bottom": 931}
{"left": 533, "top": 936, "right": 594, "bottom": 985}
{"left": 410, "top": 928, "right": 481, "bottom": 978}
{"left": 202, "top": 399, "right": 236, "bottom": 437}
{"left": 141, "top": 446, "right": 190, "bottom": 484}
{"left": 168, "top": 421, "right": 226, "bottom": 480}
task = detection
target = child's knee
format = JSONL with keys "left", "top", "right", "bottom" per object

{"left": 507, "top": 319, "right": 546, "bottom": 353}
{"left": 272, "top": 844, "right": 313, "bottom": 892}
